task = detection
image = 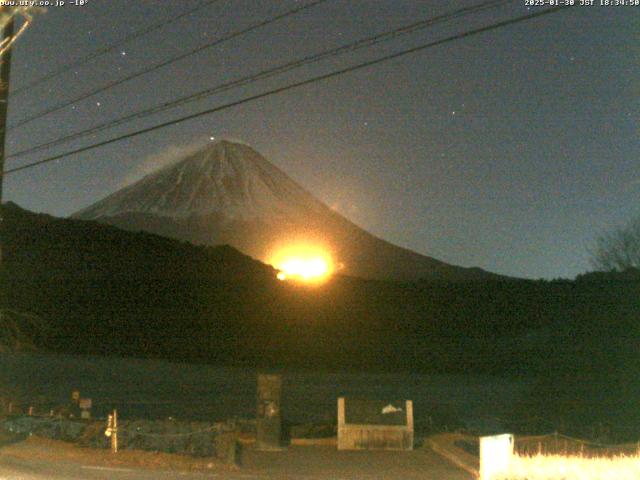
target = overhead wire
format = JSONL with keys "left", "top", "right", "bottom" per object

{"left": 8, "top": 0, "right": 513, "bottom": 161}
{"left": 1, "top": 6, "right": 570, "bottom": 178}
{"left": 12, "top": 0, "right": 223, "bottom": 96}
{"left": 8, "top": 0, "right": 330, "bottom": 130}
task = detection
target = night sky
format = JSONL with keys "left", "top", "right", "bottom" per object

{"left": 3, "top": 0, "right": 638, "bottom": 279}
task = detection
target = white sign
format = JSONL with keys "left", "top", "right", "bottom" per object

{"left": 381, "top": 404, "right": 403, "bottom": 414}
{"left": 480, "top": 433, "right": 514, "bottom": 480}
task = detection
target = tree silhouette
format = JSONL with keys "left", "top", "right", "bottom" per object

{"left": 590, "top": 216, "right": 640, "bottom": 272}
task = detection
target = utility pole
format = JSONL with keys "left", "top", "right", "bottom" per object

{"left": 0, "top": 9, "right": 14, "bottom": 268}
{"left": 0, "top": 9, "right": 13, "bottom": 330}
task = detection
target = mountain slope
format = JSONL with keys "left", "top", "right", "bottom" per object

{"left": 74, "top": 140, "right": 500, "bottom": 282}
{"left": 75, "top": 140, "right": 326, "bottom": 222}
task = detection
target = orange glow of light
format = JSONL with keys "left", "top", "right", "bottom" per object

{"left": 270, "top": 245, "right": 334, "bottom": 283}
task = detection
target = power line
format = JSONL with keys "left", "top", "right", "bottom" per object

{"left": 8, "top": 0, "right": 329, "bottom": 130}
{"left": 8, "top": 0, "right": 513, "bottom": 160}
{"left": 12, "top": 0, "right": 222, "bottom": 96}
{"left": 1, "top": 6, "right": 570, "bottom": 178}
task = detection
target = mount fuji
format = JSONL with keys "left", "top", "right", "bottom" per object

{"left": 73, "top": 140, "right": 499, "bottom": 281}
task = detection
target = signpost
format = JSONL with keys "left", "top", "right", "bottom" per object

{"left": 79, "top": 398, "right": 92, "bottom": 419}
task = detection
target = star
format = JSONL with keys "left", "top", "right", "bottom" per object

{"left": 96, "top": 102, "right": 101, "bottom": 107}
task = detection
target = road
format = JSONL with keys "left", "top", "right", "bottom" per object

{"left": 0, "top": 435, "right": 473, "bottom": 479}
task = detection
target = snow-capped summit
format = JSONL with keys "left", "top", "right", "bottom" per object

{"left": 74, "top": 140, "right": 499, "bottom": 282}
{"left": 75, "top": 140, "right": 328, "bottom": 222}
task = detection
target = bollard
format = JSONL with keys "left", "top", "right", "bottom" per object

{"left": 105, "top": 410, "right": 119, "bottom": 453}
{"left": 112, "top": 410, "right": 118, "bottom": 453}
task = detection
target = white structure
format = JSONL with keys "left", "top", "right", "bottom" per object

{"left": 480, "top": 433, "right": 514, "bottom": 480}
{"left": 337, "top": 397, "right": 414, "bottom": 451}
